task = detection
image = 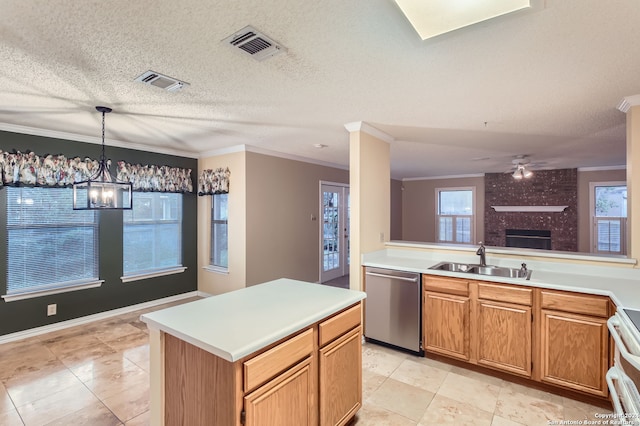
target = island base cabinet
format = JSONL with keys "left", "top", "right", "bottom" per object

{"left": 319, "top": 327, "right": 362, "bottom": 426}
{"left": 477, "top": 300, "right": 532, "bottom": 377}
{"left": 164, "top": 333, "right": 239, "bottom": 426}
{"left": 244, "top": 358, "right": 314, "bottom": 426}
{"left": 539, "top": 309, "right": 609, "bottom": 396}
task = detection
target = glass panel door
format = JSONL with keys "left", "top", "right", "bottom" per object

{"left": 320, "top": 183, "right": 349, "bottom": 282}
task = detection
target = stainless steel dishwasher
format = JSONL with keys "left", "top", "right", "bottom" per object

{"left": 364, "top": 267, "right": 422, "bottom": 355}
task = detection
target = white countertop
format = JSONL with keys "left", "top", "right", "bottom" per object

{"left": 140, "top": 278, "right": 365, "bottom": 362}
{"left": 363, "top": 247, "right": 640, "bottom": 310}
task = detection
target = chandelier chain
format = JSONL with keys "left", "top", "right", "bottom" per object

{"left": 101, "top": 109, "right": 106, "bottom": 162}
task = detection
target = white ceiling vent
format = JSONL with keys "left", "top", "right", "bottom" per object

{"left": 134, "top": 71, "right": 190, "bottom": 92}
{"left": 223, "top": 26, "right": 286, "bottom": 61}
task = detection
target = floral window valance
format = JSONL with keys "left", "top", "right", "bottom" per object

{"left": 116, "top": 162, "right": 193, "bottom": 193}
{"left": 198, "top": 168, "right": 230, "bottom": 195}
{"left": 0, "top": 150, "right": 99, "bottom": 187}
{"left": 0, "top": 150, "right": 193, "bottom": 193}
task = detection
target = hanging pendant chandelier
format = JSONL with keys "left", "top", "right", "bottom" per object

{"left": 73, "top": 106, "right": 133, "bottom": 210}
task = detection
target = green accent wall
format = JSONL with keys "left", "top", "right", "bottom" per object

{"left": 0, "top": 130, "right": 198, "bottom": 336}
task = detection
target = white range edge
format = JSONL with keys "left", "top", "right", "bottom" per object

{"left": 140, "top": 278, "right": 366, "bottom": 362}
{"left": 363, "top": 247, "right": 640, "bottom": 310}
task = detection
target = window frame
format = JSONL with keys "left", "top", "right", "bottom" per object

{"left": 121, "top": 192, "right": 186, "bottom": 282}
{"left": 589, "top": 181, "right": 627, "bottom": 255}
{"left": 208, "top": 193, "right": 229, "bottom": 273}
{"left": 2, "top": 186, "right": 103, "bottom": 302}
{"left": 435, "top": 186, "right": 476, "bottom": 244}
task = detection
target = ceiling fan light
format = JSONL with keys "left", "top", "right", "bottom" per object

{"left": 523, "top": 168, "right": 533, "bottom": 178}
{"left": 512, "top": 165, "right": 523, "bottom": 179}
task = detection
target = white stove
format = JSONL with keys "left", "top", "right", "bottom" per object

{"left": 607, "top": 309, "right": 640, "bottom": 425}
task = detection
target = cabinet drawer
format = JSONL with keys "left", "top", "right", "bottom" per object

{"left": 478, "top": 282, "right": 532, "bottom": 306}
{"left": 423, "top": 276, "right": 469, "bottom": 296}
{"left": 244, "top": 328, "right": 314, "bottom": 393}
{"left": 540, "top": 290, "right": 609, "bottom": 318}
{"left": 319, "top": 303, "right": 361, "bottom": 347}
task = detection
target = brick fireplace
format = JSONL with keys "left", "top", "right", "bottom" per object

{"left": 484, "top": 169, "right": 578, "bottom": 251}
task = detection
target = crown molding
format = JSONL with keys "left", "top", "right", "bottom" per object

{"left": 617, "top": 94, "right": 640, "bottom": 113}
{"left": 199, "top": 144, "right": 349, "bottom": 171}
{"left": 0, "top": 122, "right": 199, "bottom": 158}
{"left": 0, "top": 123, "right": 349, "bottom": 171}
{"left": 578, "top": 165, "right": 626, "bottom": 172}
{"left": 402, "top": 173, "right": 485, "bottom": 181}
{"left": 344, "top": 121, "right": 394, "bottom": 144}
{"left": 198, "top": 144, "right": 248, "bottom": 158}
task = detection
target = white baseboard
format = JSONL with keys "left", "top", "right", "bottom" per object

{"left": 0, "top": 291, "right": 202, "bottom": 345}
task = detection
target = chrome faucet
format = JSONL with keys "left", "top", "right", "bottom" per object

{"left": 476, "top": 242, "right": 486, "bottom": 266}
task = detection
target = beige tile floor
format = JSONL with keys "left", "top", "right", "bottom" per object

{"left": 355, "top": 343, "right": 611, "bottom": 425}
{"left": 0, "top": 297, "right": 610, "bottom": 426}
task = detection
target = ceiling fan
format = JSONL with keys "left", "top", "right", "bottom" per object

{"left": 506, "top": 155, "right": 544, "bottom": 179}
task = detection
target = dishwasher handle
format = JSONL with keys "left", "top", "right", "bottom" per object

{"left": 364, "top": 271, "right": 419, "bottom": 282}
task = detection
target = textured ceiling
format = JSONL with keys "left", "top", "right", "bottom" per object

{"left": 1, "top": 0, "right": 638, "bottom": 179}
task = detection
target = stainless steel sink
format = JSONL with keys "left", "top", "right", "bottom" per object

{"left": 429, "top": 262, "right": 476, "bottom": 273}
{"left": 429, "top": 262, "right": 532, "bottom": 280}
{"left": 466, "top": 265, "right": 532, "bottom": 280}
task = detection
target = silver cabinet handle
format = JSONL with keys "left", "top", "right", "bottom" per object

{"left": 364, "top": 271, "right": 418, "bottom": 282}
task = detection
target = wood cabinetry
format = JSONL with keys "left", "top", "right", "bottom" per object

{"left": 319, "top": 328, "right": 361, "bottom": 426}
{"left": 539, "top": 290, "right": 610, "bottom": 397}
{"left": 476, "top": 283, "right": 532, "bottom": 377}
{"left": 423, "top": 276, "right": 471, "bottom": 361}
{"left": 318, "top": 304, "right": 362, "bottom": 426}
{"left": 422, "top": 275, "right": 611, "bottom": 399}
{"left": 161, "top": 302, "right": 362, "bottom": 426}
{"left": 244, "top": 358, "right": 313, "bottom": 426}
{"left": 243, "top": 328, "right": 315, "bottom": 426}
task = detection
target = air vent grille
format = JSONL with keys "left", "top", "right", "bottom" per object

{"left": 238, "top": 37, "right": 272, "bottom": 55}
{"left": 223, "top": 26, "right": 286, "bottom": 61}
{"left": 134, "top": 70, "right": 189, "bottom": 92}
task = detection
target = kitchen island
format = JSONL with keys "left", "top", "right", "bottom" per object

{"left": 141, "top": 278, "right": 366, "bottom": 426}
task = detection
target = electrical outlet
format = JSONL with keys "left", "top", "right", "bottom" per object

{"left": 47, "top": 304, "right": 57, "bottom": 316}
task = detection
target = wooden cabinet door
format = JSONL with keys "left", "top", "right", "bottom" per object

{"left": 423, "top": 291, "right": 470, "bottom": 361}
{"left": 319, "top": 327, "right": 362, "bottom": 426}
{"left": 539, "top": 309, "right": 608, "bottom": 397}
{"left": 477, "top": 300, "right": 532, "bottom": 377}
{"left": 244, "top": 357, "right": 314, "bottom": 426}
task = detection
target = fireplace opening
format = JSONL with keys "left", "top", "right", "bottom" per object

{"left": 505, "top": 229, "right": 551, "bottom": 250}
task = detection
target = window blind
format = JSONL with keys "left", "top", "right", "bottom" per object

{"left": 6, "top": 187, "right": 98, "bottom": 295}
{"left": 210, "top": 193, "right": 228, "bottom": 268}
{"left": 123, "top": 192, "right": 182, "bottom": 276}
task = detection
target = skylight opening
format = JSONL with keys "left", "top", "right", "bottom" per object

{"left": 393, "top": 0, "right": 532, "bottom": 40}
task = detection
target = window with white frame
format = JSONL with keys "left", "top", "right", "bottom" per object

{"left": 5, "top": 187, "right": 98, "bottom": 297}
{"left": 123, "top": 192, "right": 182, "bottom": 277}
{"left": 436, "top": 188, "right": 474, "bottom": 244}
{"left": 591, "top": 182, "right": 627, "bottom": 255}
{"left": 210, "top": 193, "right": 228, "bottom": 269}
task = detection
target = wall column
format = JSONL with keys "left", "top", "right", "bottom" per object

{"left": 619, "top": 95, "right": 640, "bottom": 260}
{"left": 346, "top": 122, "right": 392, "bottom": 290}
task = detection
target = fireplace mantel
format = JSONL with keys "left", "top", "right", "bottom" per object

{"left": 491, "top": 206, "right": 569, "bottom": 213}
